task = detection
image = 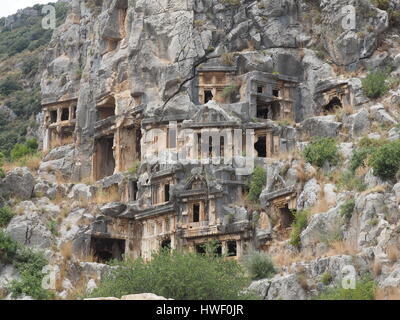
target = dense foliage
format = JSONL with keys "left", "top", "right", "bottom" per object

{"left": 0, "top": 2, "right": 68, "bottom": 158}
{"left": 303, "top": 137, "right": 339, "bottom": 168}
{"left": 10, "top": 138, "right": 38, "bottom": 161}
{"left": 0, "top": 230, "right": 52, "bottom": 300}
{"left": 248, "top": 166, "right": 267, "bottom": 203}
{"left": 361, "top": 70, "right": 389, "bottom": 99}
{"left": 242, "top": 250, "right": 276, "bottom": 280}
{"left": 339, "top": 199, "right": 356, "bottom": 220}
{"left": 289, "top": 210, "right": 309, "bottom": 247}
{"left": 368, "top": 140, "right": 400, "bottom": 180}
{"left": 314, "top": 276, "right": 375, "bottom": 300}
{"left": 0, "top": 206, "right": 15, "bottom": 228}
{"left": 90, "top": 249, "right": 254, "bottom": 300}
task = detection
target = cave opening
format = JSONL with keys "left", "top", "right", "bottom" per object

{"left": 50, "top": 110, "right": 58, "bottom": 123}
{"left": 204, "top": 90, "right": 213, "bottom": 104}
{"left": 227, "top": 240, "right": 237, "bottom": 257}
{"left": 280, "top": 205, "right": 295, "bottom": 229}
{"left": 254, "top": 136, "right": 267, "bottom": 158}
{"left": 193, "top": 203, "right": 200, "bottom": 223}
{"left": 94, "top": 135, "right": 115, "bottom": 180}
{"left": 324, "top": 96, "right": 342, "bottom": 114}
{"left": 91, "top": 237, "right": 125, "bottom": 263}
{"left": 61, "top": 108, "right": 69, "bottom": 121}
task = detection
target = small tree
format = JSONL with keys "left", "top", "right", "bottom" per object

{"left": 369, "top": 140, "right": 400, "bottom": 180}
{"left": 248, "top": 166, "right": 267, "bottom": 203}
{"left": 303, "top": 137, "right": 339, "bottom": 168}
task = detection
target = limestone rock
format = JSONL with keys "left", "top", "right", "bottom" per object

{"left": 0, "top": 167, "right": 35, "bottom": 200}
{"left": 99, "top": 202, "right": 127, "bottom": 217}
{"left": 6, "top": 212, "right": 53, "bottom": 249}
{"left": 320, "top": 0, "right": 388, "bottom": 66}
{"left": 297, "top": 178, "right": 320, "bottom": 210}
{"left": 300, "top": 116, "right": 342, "bottom": 138}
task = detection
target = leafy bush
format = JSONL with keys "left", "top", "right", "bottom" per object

{"left": 339, "top": 200, "right": 356, "bottom": 220}
{"left": 303, "top": 137, "right": 339, "bottom": 168}
{"left": 0, "top": 230, "right": 18, "bottom": 264}
{"left": 10, "top": 138, "right": 38, "bottom": 161}
{"left": 242, "top": 250, "right": 276, "bottom": 280}
{"left": 89, "top": 249, "right": 254, "bottom": 300}
{"left": 314, "top": 276, "right": 375, "bottom": 300}
{"left": 321, "top": 272, "right": 333, "bottom": 285}
{"left": 349, "top": 147, "right": 374, "bottom": 172}
{"left": 289, "top": 210, "right": 309, "bottom": 247}
{"left": 362, "top": 70, "right": 389, "bottom": 99}
{"left": 0, "top": 230, "right": 52, "bottom": 299}
{"left": 338, "top": 170, "right": 367, "bottom": 192}
{"left": 0, "top": 206, "right": 15, "bottom": 228}
{"left": 368, "top": 140, "right": 400, "bottom": 180}
{"left": 8, "top": 247, "right": 53, "bottom": 300}
{"left": 248, "top": 166, "right": 266, "bottom": 203}
{"left": 0, "top": 77, "right": 22, "bottom": 96}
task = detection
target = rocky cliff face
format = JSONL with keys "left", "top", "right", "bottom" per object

{"left": 1, "top": 0, "right": 400, "bottom": 300}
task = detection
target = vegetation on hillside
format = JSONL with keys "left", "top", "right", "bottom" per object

{"left": 89, "top": 248, "right": 255, "bottom": 300}
{"left": 0, "top": 230, "right": 53, "bottom": 300}
{"left": 0, "top": 2, "right": 68, "bottom": 159}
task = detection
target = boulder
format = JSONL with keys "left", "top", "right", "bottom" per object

{"left": 300, "top": 116, "right": 342, "bottom": 138}
{"left": 320, "top": 0, "right": 388, "bottom": 66}
{"left": 0, "top": 167, "right": 35, "bottom": 200}
{"left": 297, "top": 178, "right": 320, "bottom": 210}
{"left": 68, "top": 184, "right": 94, "bottom": 201}
{"left": 369, "top": 104, "right": 397, "bottom": 126}
{"left": 99, "top": 202, "right": 127, "bottom": 217}
{"left": 6, "top": 212, "right": 53, "bottom": 249}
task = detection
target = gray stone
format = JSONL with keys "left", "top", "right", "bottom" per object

{"left": 99, "top": 202, "right": 127, "bottom": 217}
{"left": 300, "top": 116, "right": 342, "bottom": 138}
{"left": 6, "top": 212, "right": 53, "bottom": 249}
{"left": 0, "top": 167, "right": 35, "bottom": 200}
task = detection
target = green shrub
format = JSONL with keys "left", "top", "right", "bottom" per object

{"left": 47, "top": 220, "right": 58, "bottom": 236}
{"left": 10, "top": 144, "right": 31, "bottom": 161}
{"left": 339, "top": 200, "right": 356, "bottom": 220}
{"left": 10, "top": 138, "right": 38, "bottom": 161}
{"left": 0, "top": 168, "right": 5, "bottom": 179}
{"left": 362, "top": 70, "right": 389, "bottom": 99}
{"left": 89, "top": 249, "right": 254, "bottom": 300}
{"left": 8, "top": 247, "right": 53, "bottom": 300}
{"left": 0, "top": 230, "right": 18, "bottom": 264}
{"left": 369, "top": 140, "right": 400, "bottom": 180}
{"left": 0, "top": 206, "right": 14, "bottom": 228}
{"left": 338, "top": 170, "right": 367, "bottom": 192}
{"left": 0, "top": 77, "right": 22, "bottom": 96}
{"left": 248, "top": 166, "right": 267, "bottom": 203}
{"left": 303, "top": 137, "right": 339, "bottom": 168}
{"left": 314, "top": 276, "right": 375, "bottom": 300}
{"left": 321, "top": 272, "right": 333, "bottom": 285}
{"left": 242, "top": 250, "right": 276, "bottom": 280}
{"left": 289, "top": 210, "right": 309, "bottom": 247}
{"left": 349, "top": 147, "right": 374, "bottom": 172}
